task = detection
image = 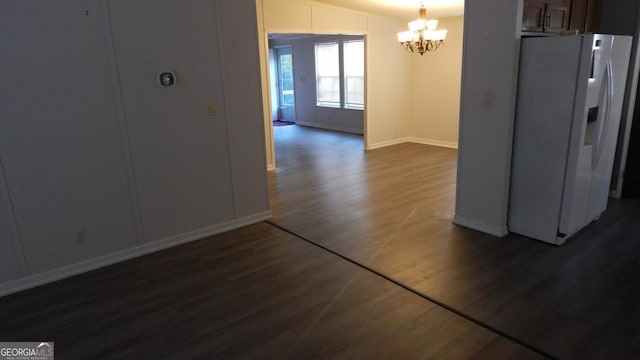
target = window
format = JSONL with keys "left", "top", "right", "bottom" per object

{"left": 314, "top": 38, "right": 364, "bottom": 110}
{"left": 343, "top": 40, "right": 364, "bottom": 109}
{"left": 315, "top": 42, "right": 340, "bottom": 108}
{"left": 278, "top": 52, "right": 294, "bottom": 106}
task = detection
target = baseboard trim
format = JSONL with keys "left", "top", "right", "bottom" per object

{"left": 0, "top": 211, "right": 271, "bottom": 297}
{"left": 408, "top": 137, "right": 458, "bottom": 149}
{"left": 368, "top": 137, "right": 458, "bottom": 151}
{"left": 368, "top": 137, "right": 411, "bottom": 150}
{"left": 453, "top": 214, "right": 508, "bottom": 237}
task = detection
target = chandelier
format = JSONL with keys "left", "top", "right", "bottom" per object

{"left": 397, "top": 2, "right": 447, "bottom": 55}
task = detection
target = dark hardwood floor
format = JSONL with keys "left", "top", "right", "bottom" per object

{"left": 2, "top": 124, "right": 639, "bottom": 359}
{"left": 268, "top": 125, "right": 640, "bottom": 360}
{"left": 0, "top": 223, "right": 544, "bottom": 359}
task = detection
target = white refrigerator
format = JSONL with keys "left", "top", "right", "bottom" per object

{"left": 509, "top": 34, "right": 632, "bottom": 245}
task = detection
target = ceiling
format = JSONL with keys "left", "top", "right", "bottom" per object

{"left": 310, "top": 0, "right": 465, "bottom": 21}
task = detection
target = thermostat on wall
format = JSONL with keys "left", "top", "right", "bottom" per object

{"left": 159, "top": 72, "right": 176, "bottom": 87}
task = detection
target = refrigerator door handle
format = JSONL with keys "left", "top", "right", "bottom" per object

{"left": 593, "top": 60, "right": 614, "bottom": 168}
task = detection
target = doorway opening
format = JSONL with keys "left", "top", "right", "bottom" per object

{"left": 266, "top": 33, "right": 367, "bottom": 169}
{"left": 272, "top": 45, "right": 296, "bottom": 125}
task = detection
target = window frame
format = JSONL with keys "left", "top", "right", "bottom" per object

{"left": 314, "top": 37, "right": 365, "bottom": 111}
{"left": 314, "top": 41, "right": 341, "bottom": 108}
{"left": 343, "top": 39, "right": 365, "bottom": 110}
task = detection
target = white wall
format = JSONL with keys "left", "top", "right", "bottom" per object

{"left": 0, "top": 0, "right": 269, "bottom": 296}
{"left": 365, "top": 15, "right": 414, "bottom": 149}
{"left": 410, "top": 16, "right": 464, "bottom": 149}
{"left": 218, "top": 0, "right": 271, "bottom": 219}
{"left": 109, "top": 0, "right": 235, "bottom": 242}
{"left": 453, "top": 0, "right": 523, "bottom": 236}
{"left": 1, "top": 0, "right": 140, "bottom": 274}
{"left": 256, "top": 0, "right": 276, "bottom": 170}
{"left": 270, "top": 35, "right": 365, "bottom": 134}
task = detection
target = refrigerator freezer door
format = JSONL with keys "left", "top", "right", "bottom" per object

{"left": 509, "top": 35, "right": 586, "bottom": 244}
{"left": 557, "top": 34, "right": 604, "bottom": 240}
{"left": 587, "top": 35, "right": 632, "bottom": 221}
{"left": 558, "top": 35, "right": 632, "bottom": 237}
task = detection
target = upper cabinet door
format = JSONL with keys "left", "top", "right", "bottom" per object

{"left": 522, "top": 1, "right": 546, "bottom": 32}
{"left": 544, "top": 3, "right": 570, "bottom": 33}
{"left": 569, "top": 0, "right": 601, "bottom": 34}
{"left": 524, "top": 0, "right": 600, "bottom": 35}
{"left": 522, "top": 0, "right": 574, "bottom": 35}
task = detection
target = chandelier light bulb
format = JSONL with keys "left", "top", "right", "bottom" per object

{"left": 409, "top": 19, "right": 426, "bottom": 32}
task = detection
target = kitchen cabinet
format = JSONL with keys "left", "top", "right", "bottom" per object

{"left": 522, "top": 0, "right": 571, "bottom": 34}
{"left": 569, "top": 0, "right": 601, "bottom": 34}
{"left": 521, "top": 0, "right": 601, "bottom": 36}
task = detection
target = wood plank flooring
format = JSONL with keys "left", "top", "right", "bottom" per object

{"left": 0, "top": 222, "right": 544, "bottom": 359}
{"left": 268, "top": 125, "right": 640, "bottom": 360}
{"left": 2, "top": 124, "right": 639, "bottom": 359}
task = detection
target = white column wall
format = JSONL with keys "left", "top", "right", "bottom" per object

{"left": 453, "top": 0, "right": 524, "bottom": 236}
